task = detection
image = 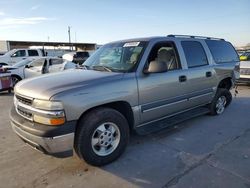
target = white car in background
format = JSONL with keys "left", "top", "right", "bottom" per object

{"left": 2, "top": 57, "right": 76, "bottom": 86}
{"left": 238, "top": 61, "right": 250, "bottom": 84}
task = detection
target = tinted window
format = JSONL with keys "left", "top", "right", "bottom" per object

{"left": 28, "top": 50, "right": 39, "bottom": 56}
{"left": 13, "top": 50, "right": 26, "bottom": 57}
{"left": 182, "top": 41, "right": 208, "bottom": 68}
{"left": 76, "top": 52, "right": 89, "bottom": 58}
{"left": 206, "top": 40, "right": 239, "bottom": 63}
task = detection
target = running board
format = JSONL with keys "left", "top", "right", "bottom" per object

{"left": 135, "top": 107, "right": 210, "bottom": 135}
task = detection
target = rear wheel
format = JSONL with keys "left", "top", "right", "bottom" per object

{"left": 209, "top": 88, "right": 232, "bottom": 115}
{"left": 74, "top": 107, "right": 129, "bottom": 166}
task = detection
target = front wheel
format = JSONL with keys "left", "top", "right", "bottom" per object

{"left": 11, "top": 75, "right": 21, "bottom": 87}
{"left": 74, "top": 107, "right": 129, "bottom": 166}
{"left": 209, "top": 88, "right": 232, "bottom": 115}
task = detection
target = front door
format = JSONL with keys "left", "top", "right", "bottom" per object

{"left": 137, "top": 42, "right": 190, "bottom": 124}
{"left": 10, "top": 49, "right": 27, "bottom": 64}
{"left": 24, "top": 58, "right": 45, "bottom": 78}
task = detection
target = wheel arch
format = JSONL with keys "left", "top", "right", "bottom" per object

{"left": 11, "top": 74, "right": 22, "bottom": 80}
{"left": 217, "top": 77, "right": 233, "bottom": 90}
{"left": 76, "top": 101, "right": 135, "bottom": 133}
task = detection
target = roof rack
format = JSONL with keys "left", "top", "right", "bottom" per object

{"left": 167, "top": 34, "right": 224, "bottom": 41}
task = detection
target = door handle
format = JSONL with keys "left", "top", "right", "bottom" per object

{"left": 179, "top": 75, "right": 187, "bottom": 82}
{"left": 206, "top": 71, "right": 212, "bottom": 77}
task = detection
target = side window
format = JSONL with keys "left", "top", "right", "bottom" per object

{"left": 181, "top": 41, "right": 208, "bottom": 68}
{"left": 12, "top": 50, "right": 26, "bottom": 57}
{"left": 147, "top": 42, "right": 181, "bottom": 71}
{"left": 28, "top": 50, "right": 39, "bottom": 56}
{"left": 206, "top": 40, "right": 239, "bottom": 63}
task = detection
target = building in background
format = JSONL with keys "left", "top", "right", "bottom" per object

{"left": 0, "top": 40, "right": 96, "bottom": 55}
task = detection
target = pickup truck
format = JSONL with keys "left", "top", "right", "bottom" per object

{"left": 10, "top": 35, "right": 240, "bottom": 166}
{"left": 0, "top": 49, "right": 45, "bottom": 66}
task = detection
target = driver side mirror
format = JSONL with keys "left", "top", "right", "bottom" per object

{"left": 11, "top": 53, "right": 17, "bottom": 57}
{"left": 144, "top": 61, "right": 168, "bottom": 74}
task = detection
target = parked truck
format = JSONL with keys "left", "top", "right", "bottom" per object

{"left": 0, "top": 49, "right": 45, "bottom": 66}
{"left": 10, "top": 35, "right": 240, "bottom": 166}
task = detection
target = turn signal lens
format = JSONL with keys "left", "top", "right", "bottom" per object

{"left": 33, "top": 115, "right": 65, "bottom": 126}
{"left": 50, "top": 118, "right": 65, "bottom": 125}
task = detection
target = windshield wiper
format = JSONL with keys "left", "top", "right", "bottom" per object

{"left": 92, "top": 65, "right": 113, "bottom": 72}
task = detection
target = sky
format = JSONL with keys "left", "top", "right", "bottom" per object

{"left": 0, "top": 0, "right": 249, "bottom": 46}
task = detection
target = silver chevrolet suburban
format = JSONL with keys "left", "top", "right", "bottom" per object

{"left": 10, "top": 35, "right": 240, "bottom": 166}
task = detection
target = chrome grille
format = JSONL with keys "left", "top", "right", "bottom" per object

{"left": 14, "top": 94, "right": 33, "bottom": 120}
{"left": 240, "top": 68, "right": 250, "bottom": 75}
{"left": 17, "top": 107, "right": 32, "bottom": 119}
{"left": 15, "top": 95, "right": 33, "bottom": 106}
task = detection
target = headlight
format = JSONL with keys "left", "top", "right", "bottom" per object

{"left": 32, "top": 99, "right": 65, "bottom": 125}
{"left": 32, "top": 99, "right": 63, "bottom": 110}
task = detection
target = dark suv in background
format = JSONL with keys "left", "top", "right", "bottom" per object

{"left": 73, "top": 51, "right": 90, "bottom": 65}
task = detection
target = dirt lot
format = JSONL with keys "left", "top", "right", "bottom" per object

{"left": 0, "top": 86, "right": 250, "bottom": 188}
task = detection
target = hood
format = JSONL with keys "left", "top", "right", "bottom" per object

{"left": 240, "top": 61, "right": 250, "bottom": 69}
{"left": 2, "top": 65, "right": 18, "bottom": 70}
{"left": 15, "top": 69, "right": 123, "bottom": 100}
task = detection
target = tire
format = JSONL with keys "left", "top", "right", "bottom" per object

{"left": 209, "top": 88, "right": 232, "bottom": 115}
{"left": 74, "top": 107, "right": 129, "bottom": 166}
{"left": 11, "top": 75, "right": 22, "bottom": 87}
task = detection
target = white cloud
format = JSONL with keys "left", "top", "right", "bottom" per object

{"left": 0, "top": 11, "right": 5, "bottom": 16}
{"left": 31, "top": 5, "right": 40, "bottom": 11}
{"left": 0, "top": 17, "right": 50, "bottom": 26}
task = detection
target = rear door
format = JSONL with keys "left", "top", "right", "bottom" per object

{"left": 180, "top": 40, "right": 217, "bottom": 108}
{"left": 24, "top": 59, "right": 45, "bottom": 78}
{"left": 28, "top": 50, "right": 40, "bottom": 57}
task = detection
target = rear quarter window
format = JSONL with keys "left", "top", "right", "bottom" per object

{"left": 205, "top": 40, "right": 239, "bottom": 63}
{"left": 28, "top": 50, "right": 39, "bottom": 56}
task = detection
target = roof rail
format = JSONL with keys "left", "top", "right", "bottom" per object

{"left": 167, "top": 34, "right": 225, "bottom": 41}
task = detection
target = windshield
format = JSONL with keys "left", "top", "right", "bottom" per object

{"left": 12, "top": 59, "right": 33, "bottom": 68}
{"left": 4, "top": 49, "right": 16, "bottom": 56}
{"left": 84, "top": 41, "right": 147, "bottom": 72}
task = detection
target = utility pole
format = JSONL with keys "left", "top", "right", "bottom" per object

{"left": 68, "top": 26, "right": 72, "bottom": 51}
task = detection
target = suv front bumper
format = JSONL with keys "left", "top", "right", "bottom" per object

{"left": 10, "top": 106, "right": 76, "bottom": 157}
